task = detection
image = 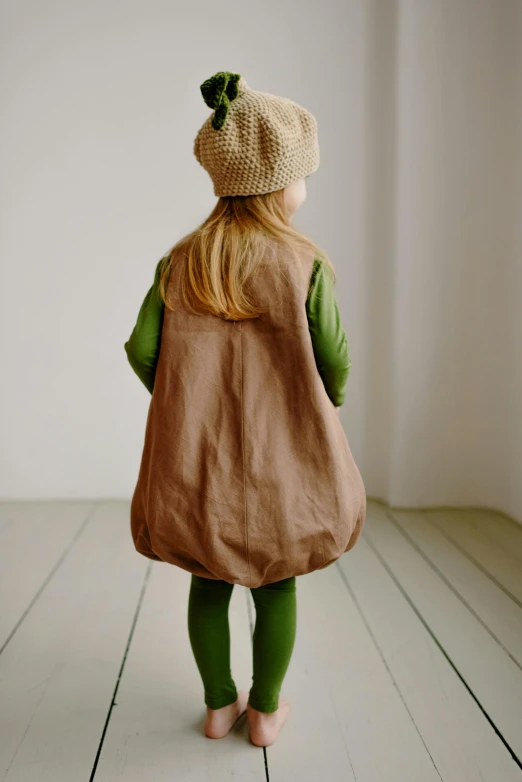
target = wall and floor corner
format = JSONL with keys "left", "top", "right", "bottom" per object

{"left": 0, "top": 0, "right": 520, "bottom": 524}
{"left": 355, "top": 0, "right": 522, "bottom": 523}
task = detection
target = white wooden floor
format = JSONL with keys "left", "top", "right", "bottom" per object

{"left": 1, "top": 500, "right": 522, "bottom": 781}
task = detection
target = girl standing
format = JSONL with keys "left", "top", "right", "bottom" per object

{"left": 124, "top": 71, "right": 366, "bottom": 747}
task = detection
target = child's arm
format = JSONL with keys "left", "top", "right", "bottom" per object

{"left": 124, "top": 257, "right": 166, "bottom": 394}
{"left": 305, "top": 258, "right": 352, "bottom": 408}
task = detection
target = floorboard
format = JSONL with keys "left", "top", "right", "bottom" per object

{"left": 425, "top": 509, "right": 522, "bottom": 605}
{"left": 340, "top": 532, "right": 522, "bottom": 781}
{"left": 265, "top": 563, "right": 442, "bottom": 781}
{"left": 448, "top": 509, "right": 522, "bottom": 564}
{"left": 0, "top": 501, "right": 148, "bottom": 782}
{"left": 1, "top": 499, "right": 521, "bottom": 781}
{"left": 93, "top": 563, "right": 265, "bottom": 782}
{"left": 389, "top": 509, "right": 522, "bottom": 668}
{"left": 0, "top": 500, "right": 96, "bottom": 651}
{"left": 364, "top": 504, "right": 522, "bottom": 765}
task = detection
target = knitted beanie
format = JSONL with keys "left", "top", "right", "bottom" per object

{"left": 193, "top": 71, "right": 320, "bottom": 197}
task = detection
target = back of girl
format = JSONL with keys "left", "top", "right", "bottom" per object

{"left": 124, "top": 70, "right": 366, "bottom": 747}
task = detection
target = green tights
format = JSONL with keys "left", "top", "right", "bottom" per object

{"left": 187, "top": 574, "right": 297, "bottom": 713}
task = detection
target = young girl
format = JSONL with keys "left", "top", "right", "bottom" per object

{"left": 124, "top": 71, "right": 367, "bottom": 748}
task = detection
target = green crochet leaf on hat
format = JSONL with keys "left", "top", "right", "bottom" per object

{"left": 200, "top": 71, "right": 241, "bottom": 130}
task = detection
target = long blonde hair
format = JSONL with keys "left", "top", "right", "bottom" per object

{"left": 158, "top": 186, "right": 336, "bottom": 321}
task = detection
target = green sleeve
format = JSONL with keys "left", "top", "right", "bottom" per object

{"left": 305, "top": 258, "right": 352, "bottom": 407}
{"left": 124, "top": 257, "right": 166, "bottom": 394}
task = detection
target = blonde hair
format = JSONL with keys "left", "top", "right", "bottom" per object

{"left": 158, "top": 186, "right": 336, "bottom": 321}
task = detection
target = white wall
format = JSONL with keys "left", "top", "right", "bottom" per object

{"left": 0, "top": 0, "right": 362, "bottom": 500}
{"left": 507, "top": 0, "right": 522, "bottom": 522}
{"left": 359, "top": 0, "right": 522, "bottom": 520}
{"left": 1, "top": 0, "right": 521, "bottom": 523}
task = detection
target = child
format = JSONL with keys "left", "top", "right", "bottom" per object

{"left": 124, "top": 71, "right": 367, "bottom": 747}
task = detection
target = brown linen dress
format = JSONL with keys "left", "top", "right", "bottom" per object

{"left": 130, "top": 242, "right": 367, "bottom": 587}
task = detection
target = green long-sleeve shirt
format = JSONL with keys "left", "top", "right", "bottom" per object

{"left": 124, "top": 256, "right": 351, "bottom": 405}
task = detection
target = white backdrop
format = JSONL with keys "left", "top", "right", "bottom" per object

{"left": 1, "top": 0, "right": 521, "bottom": 522}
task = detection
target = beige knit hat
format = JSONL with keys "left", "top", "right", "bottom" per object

{"left": 193, "top": 71, "right": 320, "bottom": 197}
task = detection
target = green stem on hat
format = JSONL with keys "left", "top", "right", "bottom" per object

{"left": 200, "top": 71, "right": 241, "bottom": 130}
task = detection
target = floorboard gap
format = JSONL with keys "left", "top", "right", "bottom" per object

{"left": 0, "top": 502, "right": 99, "bottom": 657}
{"left": 386, "top": 510, "right": 522, "bottom": 672}
{"left": 335, "top": 560, "right": 443, "bottom": 781}
{"left": 424, "top": 513, "right": 522, "bottom": 610}
{"left": 89, "top": 560, "right": 153, "bottom": 782}
{"left": 362, "top": 530, "right": 522, "bottom": 771}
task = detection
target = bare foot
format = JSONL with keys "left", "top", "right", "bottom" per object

{"left": 247, "top": 698, "right": 291, "bottom": 747}
{"left": 204, "top": 690, "right": 249, "bottom": 739}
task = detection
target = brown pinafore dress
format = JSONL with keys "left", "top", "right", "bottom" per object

{"left": 130, "top": 242, "right": 367, "bottom": 587}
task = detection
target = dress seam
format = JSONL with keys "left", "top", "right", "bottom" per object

{"left": 239, "top": 322, "right": 251, "bottom": 586}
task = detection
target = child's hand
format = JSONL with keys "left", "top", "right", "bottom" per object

{"left": 335, "top": 406, "right": 341, "bottom": 416}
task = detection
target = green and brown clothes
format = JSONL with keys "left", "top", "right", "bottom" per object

{"left": 124, "top": 244, "right": 366, "bottom": 587}
{"left": 125, "top": 255, "right": 351, "bottom": 405}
